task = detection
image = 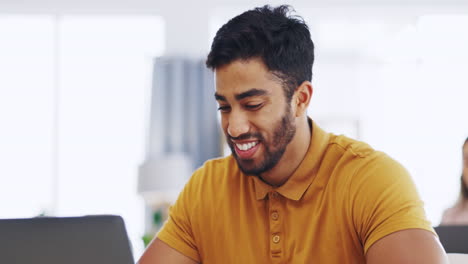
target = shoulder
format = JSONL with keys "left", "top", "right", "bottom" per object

{"left": 327, "top": 134, "right": 403, "bottom": 178}
{"left": 442, "top": 206, "right": 456, "bottom": 216}
{"left": 192, "top": 155, "right": 239, "bottom": 181}
{"left": 325, "top": 135, "right": 413, "bottom": 199}
{"left": 328, "top": 134, "right": 375, "bottom": 159}
{"left": 174, "top": 155, "right": 239, "bottom": 215}
{"left": 195, "top": 155, "right": 237, "bottom": 175}
{"left": 186, "top": 155, "right": 240, "bottom": 192}
{"left": 441, "top": 205, "right": 461, "bottom": 224}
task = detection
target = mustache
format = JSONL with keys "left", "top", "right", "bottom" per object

{"left": 228, "top": 132, "right": 263, "bottom": 141}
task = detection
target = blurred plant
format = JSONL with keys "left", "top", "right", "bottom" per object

{"left": 142, "top": 208, "right": 166, "bottom": 247}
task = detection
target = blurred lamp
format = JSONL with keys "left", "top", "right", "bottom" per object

{"left": 137, "top": 153, "right": 193, "bottom": 205}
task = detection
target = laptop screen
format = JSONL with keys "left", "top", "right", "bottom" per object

{"left": 434, "top": 225, "right": 468, "bottom": 254}
{"left": 0, "top": 215, "right": 134, "bottom": 264}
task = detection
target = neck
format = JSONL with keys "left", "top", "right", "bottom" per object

{"left": 457, "top": 198, "right": 468, "bottom": 208}
{"left": 259, "top": 116, "right": 311, "bottom": 187}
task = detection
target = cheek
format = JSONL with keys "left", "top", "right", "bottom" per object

{"left": 255, "top": 106, "right": 283, "bottom": 125}
{"left": 251, "top": 117, "right": 276, "bottom": 135}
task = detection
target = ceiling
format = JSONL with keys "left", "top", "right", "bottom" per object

{"left": 0, "top": 0, "right": 467, "bottom": 14}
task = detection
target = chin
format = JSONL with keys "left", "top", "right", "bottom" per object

{"left": 237, "top": 161, "right": 259, "bottom": 174}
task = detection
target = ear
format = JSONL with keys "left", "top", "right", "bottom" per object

{"left": 292, "top": 81, "right": 313, "bottom": 117}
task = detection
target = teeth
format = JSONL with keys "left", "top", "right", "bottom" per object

{"left": 236, "top": 141, "right": 258, "bottom": 151}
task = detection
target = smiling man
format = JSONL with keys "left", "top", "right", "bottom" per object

{"left": 138, "top": 5, "right": 448, "bottom": 264}
{"left": 214, "top": 59, "right": 305, "bottom": 187}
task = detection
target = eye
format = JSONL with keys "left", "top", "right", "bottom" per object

{"left": 217, "top": 105, "right": 231, "bottom": 113}
{"left": 245, "top": 103, "right": 263, "bottom": 110}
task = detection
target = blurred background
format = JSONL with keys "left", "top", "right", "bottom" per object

{"left": 1, "top": 0, "right": 467, "bottom": 260}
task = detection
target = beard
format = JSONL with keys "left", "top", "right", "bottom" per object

{"left": 227, "top": 106, "right": 296, "bottom": 176}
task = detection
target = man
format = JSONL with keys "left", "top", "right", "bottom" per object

{"left": 139, "top": 5, "right": 448, "bottom": 263}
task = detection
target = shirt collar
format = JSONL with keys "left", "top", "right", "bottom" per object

{"left": 251, "top": 118, "right": 330, "bottom": 201}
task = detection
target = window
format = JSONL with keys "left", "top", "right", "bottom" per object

{"left": 0, "top": 15, "right": 164, "bottom": 259}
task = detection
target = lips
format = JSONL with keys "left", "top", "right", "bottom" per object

{"left": 234, "top": 141, "right": 261, "bottom": 159}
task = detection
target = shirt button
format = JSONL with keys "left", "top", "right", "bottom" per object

{"left": 271, "top": 192, "right": 278, "bottom": 199}
{"left": 271, "top": 211, "right": 279, "bottom": 221}
{"left": 272, "top": 234, "right": 280, "bottom": 244}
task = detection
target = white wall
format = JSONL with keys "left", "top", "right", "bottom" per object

{"left": 0, "top": 0, "right": 467, "bottom": 257}
{"left": 0, "top": 15, "right": 164, "bottom": 259}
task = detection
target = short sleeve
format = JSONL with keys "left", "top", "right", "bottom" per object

{"left": 156, "top": 169, "right": 202, "bottom": 262}
{"left": 348, "top": 153, "right": 435, "bottom": 254}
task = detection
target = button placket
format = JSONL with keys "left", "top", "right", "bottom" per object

{"left": 268, "top": 191, "right": 282, "bottom": 259}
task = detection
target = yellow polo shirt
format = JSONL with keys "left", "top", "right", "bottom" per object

{"left": 157, "top": 120, "right": 434, "bottom": 263}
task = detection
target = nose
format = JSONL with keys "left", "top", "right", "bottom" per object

{"left": 227, "top": 111, "right": 250, "bottom": 138}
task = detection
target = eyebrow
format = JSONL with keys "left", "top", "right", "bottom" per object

{"left": 235, "top": 89, "right": 268, "bottom": 100}
{"left": 214, "top": 88, "right": 268, "bottom": 102}
{"left": 214, "top": 93, "right": 226, "bottom": 101}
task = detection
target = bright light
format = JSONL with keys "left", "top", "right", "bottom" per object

{"left": 0, "top": 14, "right": 164, "bottom": 260}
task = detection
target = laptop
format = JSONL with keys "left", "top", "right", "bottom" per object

{"left": 434, "top": 225, "right": 468, "bottom": 254}
{"left": 0, "top": 215, "right": 134, "bottom": 264}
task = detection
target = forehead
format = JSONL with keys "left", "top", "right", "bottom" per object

{"left": 214, "top": 59, "right": 283, "bottom": 96}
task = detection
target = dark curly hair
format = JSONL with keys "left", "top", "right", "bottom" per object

{"left": 206, "top": 5, "right": 314, "bottom": 102}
